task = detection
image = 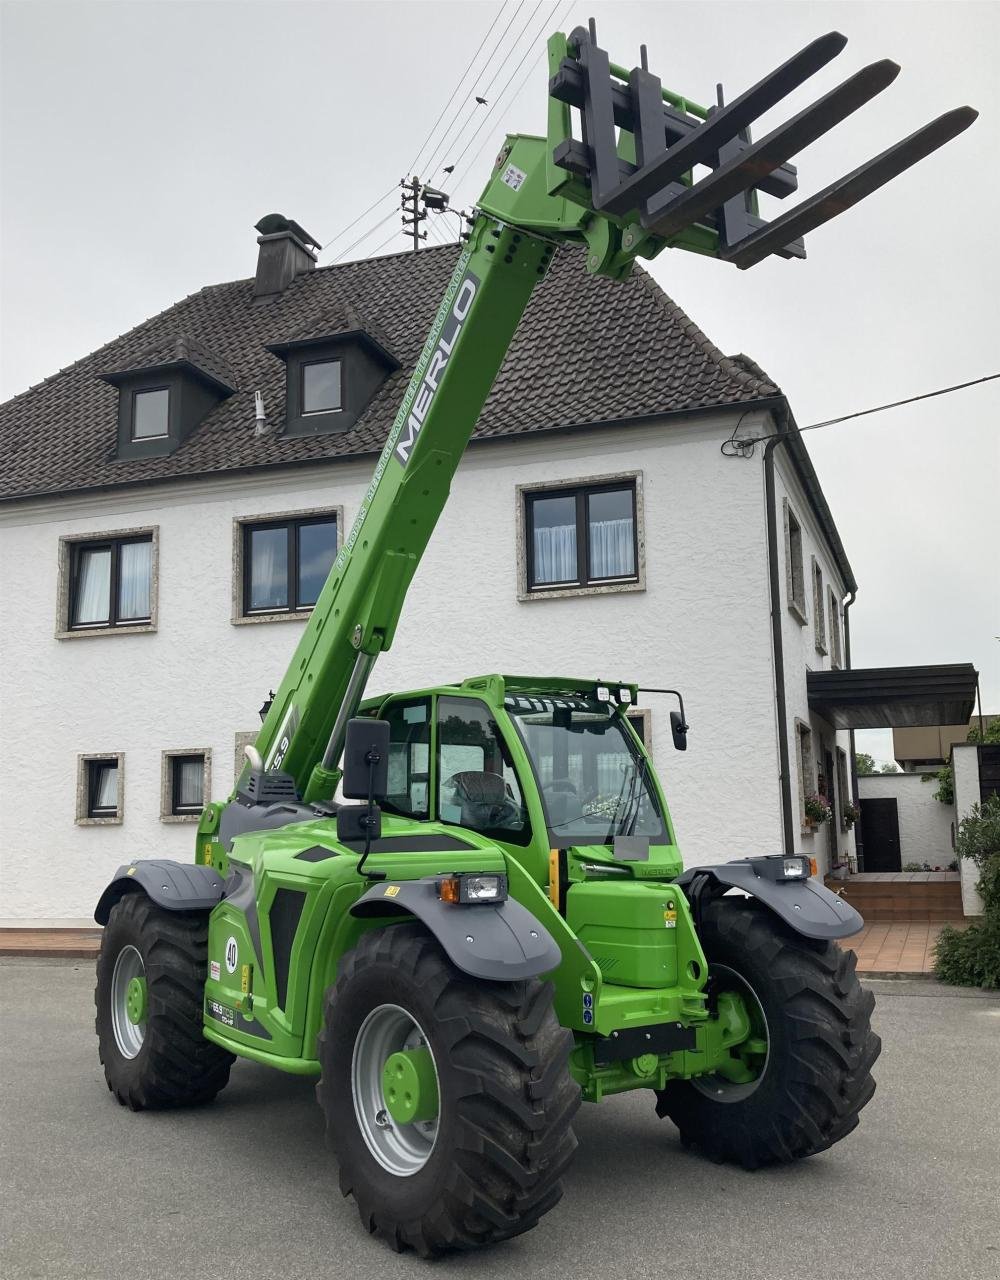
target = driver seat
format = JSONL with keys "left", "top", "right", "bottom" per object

{"left": 449, "top": 771, "right": 509, "bottom": 829}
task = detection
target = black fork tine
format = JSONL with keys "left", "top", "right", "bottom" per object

{"left": 597, "top": 31, "right": 848, "bottom": 217}
{"left": 642, "top": 60, "right": 901, "bottom": 239}
{"left": 723, "top": 106, "right": 979, "bottom": 269}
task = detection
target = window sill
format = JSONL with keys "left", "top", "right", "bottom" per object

{"left": 160, "top": 813, "right": 201, "bottom": 824}
{"left": 231, "top": 609, "right": 313, "bottom": 627}
{"left": 518, "top": 578, "right": 644, "bottom": 603}
{"left": 815, "top": 642, "right": 829, "bottom": 657}
{"left": 57, "top": 622, "right": 156, "bottom": 641}
{"left": 76, "top": 815, "right": 123, "bottom": 827}
{"left": 787, "top": 600, "right": 808, "bottom": 626}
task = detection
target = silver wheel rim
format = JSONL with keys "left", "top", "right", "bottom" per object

{"left": 111, "top": 944, "right": 146, "bottom": 1060}
{"left": 351, "top": 1003, "right": 439, "bottom": 1176}
{"left": 691, "top": 962, "right": 770, "bottom": 1102}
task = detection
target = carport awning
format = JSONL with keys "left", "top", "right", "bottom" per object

{"left": 807, "top": 663, "right": 978, "bottom": 730}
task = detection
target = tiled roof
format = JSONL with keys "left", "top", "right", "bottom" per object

{"left": 0, "top": 242, "right": 779, "bottom": 502}
{"left": 99, "top": 335, "right": 238, "bottom": 392}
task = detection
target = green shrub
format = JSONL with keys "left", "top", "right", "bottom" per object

{"left": 934, "top": 794, "right": 1000, "bottom": 989}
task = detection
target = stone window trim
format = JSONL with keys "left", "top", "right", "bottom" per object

{"left": 55, "top": 525, "right": 159, "bottom": 640}
{"left": 160, "top": 748, "right": 212, "bottom": 824}
{"left": 782, "top": 499, "right": 808, "bottom": 626}
{"left": 515, "top": 470, "right": 646, "bottom": 603}
{"left": 626, "top": 707, "right": 652, "bottom": 751}
{"left": 794, "top": 718, "right": 815, "bottom": 835}
{"left": 76, "top": 752, "right": 125, "bottom": 826}
{"left": 235, "top": 731, "right": 259, "bottom": 782}
{"left": 828, "top": 585, "right": 843, "bottom": 670}
{"left": 811, "top": 556, "right": 828, "bottom": 655}
{"left": 231, "top": 504, "right": 343, "bottom": 626}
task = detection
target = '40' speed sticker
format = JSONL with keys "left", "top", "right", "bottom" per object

{"left": 225, "top": 937, "right": 238, "bottom": 974}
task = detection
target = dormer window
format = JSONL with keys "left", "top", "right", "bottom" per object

{"left": 267, "top": 308, "right": 397, "bottom": 439}
{"left": 302, "top": 359, "right": 342, "bottom": 416}
{"left": 132, "top": 387, "right": 170, "bottom": 440}
{"left": 100, "top": 337, "right": 235, "bottom": 461}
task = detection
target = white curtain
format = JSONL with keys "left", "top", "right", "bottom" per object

{"left": 176, "top": 759, "right": 203, "bottom": 808}
{"left": 73, "top": 548, "right": 111, "bottom": 625}
{"left": 589, "top": 516, "right": 634, "bottom": 578}
{"left": 249, "top": 529, "right": 287, "bottom": 609}
{"left": 119, "top": 541, "right": 151, "bottom": 620}
{"left": 533, "top": 524, "right": 576, "bottom": 583}
{"left": 94, "top": 763, "right": 118, "bottom": 810}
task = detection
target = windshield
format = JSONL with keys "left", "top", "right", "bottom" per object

{"left": 505, "top": 694, "right": 667, "bottom": 844}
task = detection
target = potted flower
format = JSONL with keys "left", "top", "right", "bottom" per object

{"left": 804, "top": 793, "right": 833, "bottom": 826}
{"left": 842, "top": 801, "right": 861, "bottom": 830}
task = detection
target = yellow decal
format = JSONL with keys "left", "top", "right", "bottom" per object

{"left": 384, "top": 885, "right": 401, "bottom": 898}
{"left": 548, "top": 850, "right": 560, "bottom": 908}
{"left": 663, "top": 909, "right": 677, "bottom": 930}
{"left": 200, "top": 843, "right": 213, "bottom": 866}
{"left": 241, "top": 964, "right": 251, "bottom": 995}
{"left": 126, "top": 867, "right": 136, "bottom": 876}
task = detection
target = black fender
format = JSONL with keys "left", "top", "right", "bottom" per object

{"left": 675, "top": 859, "right": 863, "bottom": 940}
{"left": 350, "top": 877, "right": 561, "bottom": 981}
{"left": 94, "top": 859, "right": 226, "bottom": 926}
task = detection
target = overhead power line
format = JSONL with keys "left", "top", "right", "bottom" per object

{"left": 330, "top": 203, "right": 400, "bottom": 263}
{"left": 421, "top": 0, "right": 536, "bottom": 182}
{"left": 447, "top": 0, "right": 568, "bottom": 192}
{"left": 319, "top": 185, "right": 397, "bottom": 254}
{"left": 405, "top": 1, "right": 509, "bottom": 178}
{"left": 724, "top": 372, "right": 1000, "bottom": 456}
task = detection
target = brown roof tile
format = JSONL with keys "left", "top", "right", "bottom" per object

{"left": 0, "top": 242, "right": 779, "bottom": 502}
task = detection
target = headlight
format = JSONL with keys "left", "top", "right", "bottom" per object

{"left": 438, "top": 873, "right": 509, "bottom": 904}
{"left": 782, "top": 857, "right": 809, "bottom": 878}
{"left": 749, "top": 854, "right": 817, "bottom": 881}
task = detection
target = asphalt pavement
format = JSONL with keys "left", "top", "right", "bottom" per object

{"left": 2, "top": 958, "right": 998, "bottom": 1280}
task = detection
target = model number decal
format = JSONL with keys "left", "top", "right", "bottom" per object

{"left": 265, "top": 703, "right": 300, "bottom": 771}
{"left": 207, "top": 999, "right": 235, "bottom": 1028}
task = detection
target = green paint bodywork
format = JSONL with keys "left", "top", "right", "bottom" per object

{"left": 193, "top": 29, "right": 763, "bottom": 1105}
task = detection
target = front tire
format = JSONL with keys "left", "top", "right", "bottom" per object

{"left": 95, "top": 892, "right": 233, "bottom": 1109}
{"left": 655, "top": 899, "right": 880, "bottom": 1168}
{"left": 317, "top": 923, "right": 579, "bottom": 1256}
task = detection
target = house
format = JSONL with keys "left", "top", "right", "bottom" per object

{"left": 0, "top": 214, "right": 953, "bottom": 926}
{"left": 857, "top": 712, "right": 998, "bottom": 914}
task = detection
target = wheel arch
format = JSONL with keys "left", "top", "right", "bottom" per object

{"left": 675, "top": 860, "right": 864, "bottom": 940}
{"left": 95, "top": 859, "right": 227, "bottom": 926}
{"left": 349, "top": 877, "right": 561, "bottom": 981}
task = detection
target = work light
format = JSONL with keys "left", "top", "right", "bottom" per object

{"left": 438, "top": 874, "right": 508, "bottom": 904}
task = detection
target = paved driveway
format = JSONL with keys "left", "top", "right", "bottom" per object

{"left": 2, "top": 959, "right": 998, "bottom": 1280}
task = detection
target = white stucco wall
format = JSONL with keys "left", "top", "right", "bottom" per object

{"left": 0, "top": 412, "right": 839, "bottom": 922}
{"left": 953, "top": 744, "right": 985, "bottom": 915}
{"left": 857, "top": 773, "right": 956, "bottom": 868}
{"left": 770, "top": 448, "right": 856, "bottom": 872}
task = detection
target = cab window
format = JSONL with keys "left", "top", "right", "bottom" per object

{"left": 436, "top": 697, "right": 530, "bottom": 845}
{"left": 381, "top": 698, "right": 430, "bottom": 819}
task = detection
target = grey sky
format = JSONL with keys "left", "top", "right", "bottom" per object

{"left": 2, "top": 0, "right": 997, "bottom": 763}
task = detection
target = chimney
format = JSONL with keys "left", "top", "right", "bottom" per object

{"left": 253, "top": 213, "right": 320, "bottom": 297}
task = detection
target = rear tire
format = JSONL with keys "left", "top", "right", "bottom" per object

{"left": 95, "top": 892, "right": 233, "bottom": 1109}
{"left": 655, "top": 899, "right": 880, "bottom": 1168}
{"left": 317, "top": 923, "right": 579, "bottom": 1256}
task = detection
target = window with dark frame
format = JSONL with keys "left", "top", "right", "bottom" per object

{"left": 526, "top": 482, "right": 638, "bottom": 591}
{"left": 785, "top": 503, "right": 806, "bottom": 619}
{"left": 828, "top": 587, "right": 843, "bottom": 668}
{"left": 87, "top": 758, "right": 119, "bottom": 819}
{"left": 242, "top": 514, "right": 338, "bottom": 615}
{"left": 131, "top": 387, "right": 170, "bottom": 440}
{"left": 301, "top": 359, "right": 342, "bottom": 415}
{"left": 69, "top": 534, "right": 153, "bottom": 629}
{"left": 812, "top": 558, "right": 827, "bottom": 653}
{"left": 170, "top": 754, "right": 206, "bottom": 816}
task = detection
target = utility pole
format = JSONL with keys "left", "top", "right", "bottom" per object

{"left": 400, "top": 176, "right": 427, "bottom": 251}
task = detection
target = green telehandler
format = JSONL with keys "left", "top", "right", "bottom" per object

{"left": 94, "top": 21, "right": 976, "bottom": 1255}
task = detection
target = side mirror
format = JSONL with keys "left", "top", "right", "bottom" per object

{"left": 670, "top": 710, "right": 689, "bottom": 752}
{"left": 337, "top": 803, "right": 382, "bottom": 845}
{"left": 342, "top": 718, "right": 390, "bottom": 800}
